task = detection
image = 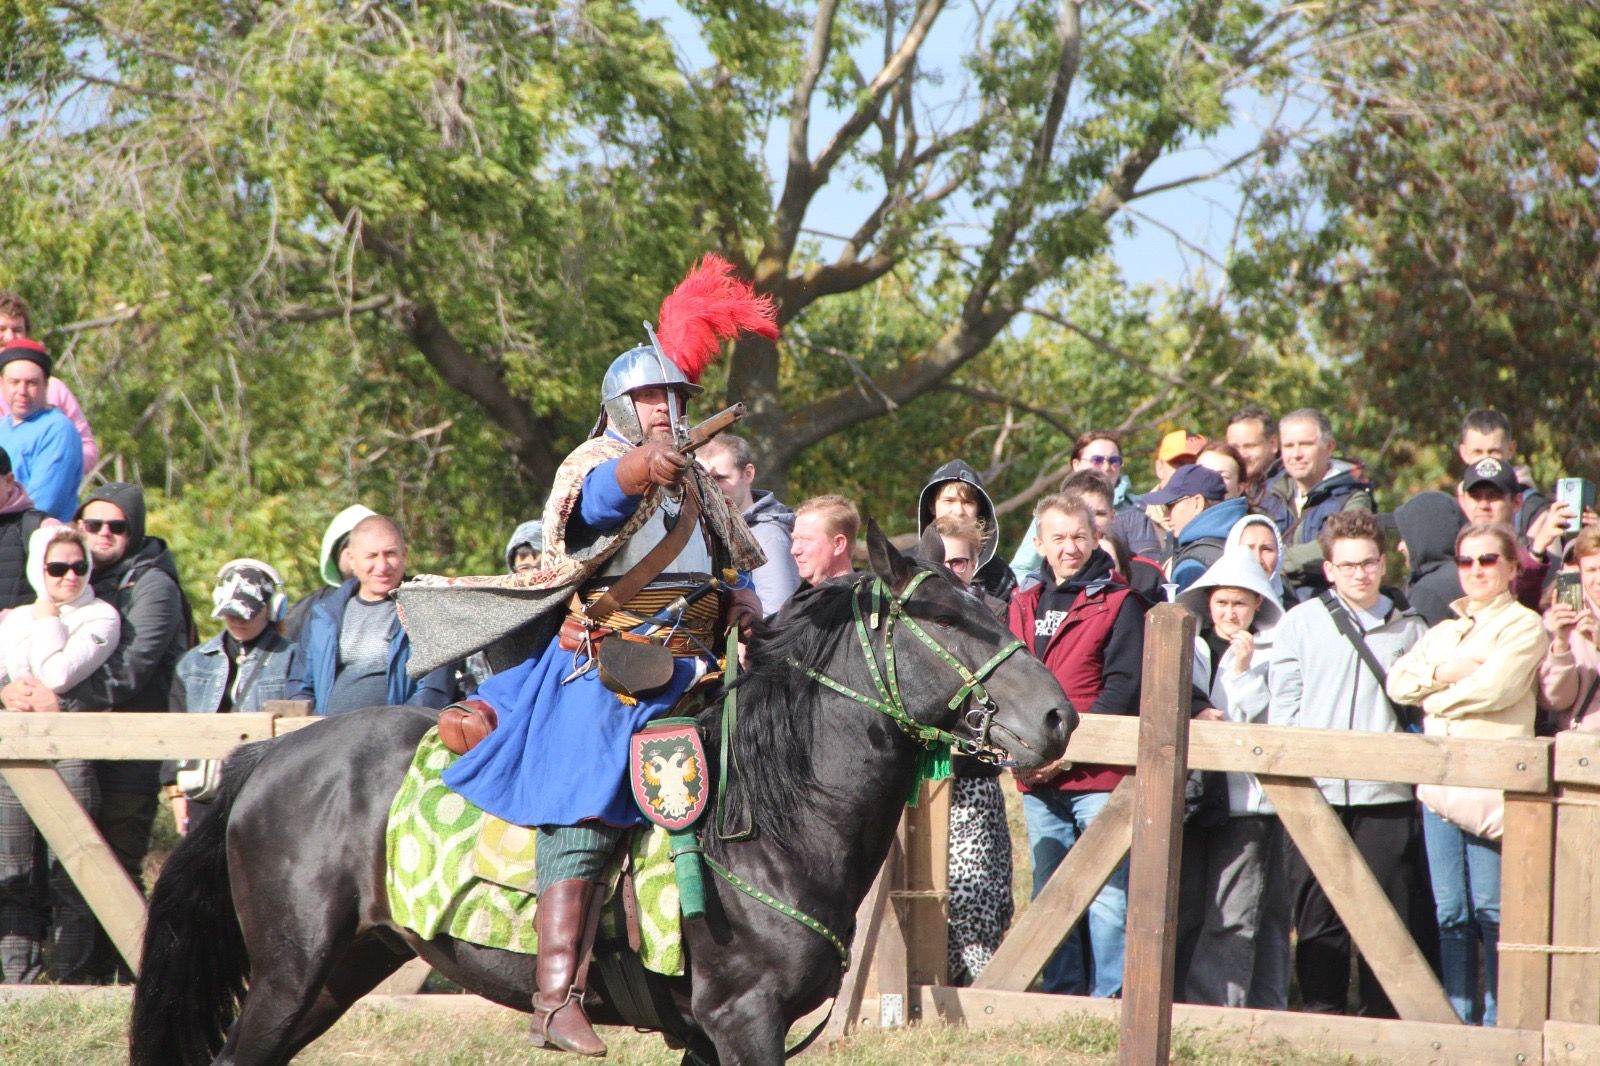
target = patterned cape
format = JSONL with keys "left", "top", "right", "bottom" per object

{"left": 395, "top": 435, "right": 766, "bottom": 677}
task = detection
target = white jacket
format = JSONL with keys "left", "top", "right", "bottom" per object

{"left": 1181, "top": 548, "right": 1284, "bottom": 815}
{"left": 0, "top": 527, "right": 121, "bottom": 693}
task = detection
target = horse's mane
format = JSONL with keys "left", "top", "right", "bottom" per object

{"left": 702, "top": 574, "right": 866, "bottom": 849}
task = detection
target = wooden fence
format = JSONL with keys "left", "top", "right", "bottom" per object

{"left": 4, "top": 604, "right": 1600, "bottom": 1065}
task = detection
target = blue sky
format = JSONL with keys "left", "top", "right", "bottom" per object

{"left": 642, "top": 1, "right": 1323, "bottom": 294}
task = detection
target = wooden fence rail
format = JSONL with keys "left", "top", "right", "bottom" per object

{"left": 5, "top": 616, "right": 1600, "bottom": 1066}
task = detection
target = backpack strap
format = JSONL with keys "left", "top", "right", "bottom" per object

{"left": 1318, "top": 589, "right": 1393, "bottom": 690}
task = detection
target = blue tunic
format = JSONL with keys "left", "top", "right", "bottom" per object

{"left": 441, "top": 457, "right": 713, "bottom": 828}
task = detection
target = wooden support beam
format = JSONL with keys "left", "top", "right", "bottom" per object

{"left": 1259, "top": 775, "right": 1458, "bottom": 1024}
{"left": 873, "top": 836, "right": 909, "bottom": 1030}
{"left": 973, "top": 776, "right": 1136, "bottom": 992}
{"left": 1551, "top": 784, "right": 1600, "bottom": 1024}
{"left": 1545, "top": 1020, "right": 1600, "bottom": 1066}
{"left": 1, "top": 763, "right": 147, "bottom": 975}
{"left": 1119, "top": 603, "right": 1195, "bottom": 1066}
{"left": 0, "top": 712, "right": 277, "bottom": 759}
{"left": 899, "top": 779, "right": 950, "bottom": 987}
{"left": 917, "top": 987, "right": 1541, "bottom": 1066}
{"left": 816, "top": 846, "right": 896, "bottom": 1047}
{"left": 1500, "top": 793, "right": 1556, "bottom": 1029}
{"left": 1065, "top": 716, "right": 1551, "bottom": 791}
{"left": 1554, "top": 733, "right": 1600, "bottom": 789}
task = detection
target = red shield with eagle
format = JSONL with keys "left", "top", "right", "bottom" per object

{"left": 629, "top": 718, "right": 709, "bottom": 832}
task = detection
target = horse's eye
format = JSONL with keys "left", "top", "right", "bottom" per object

{"left": 935, "top": 616, "right": 957, "bottom": 629}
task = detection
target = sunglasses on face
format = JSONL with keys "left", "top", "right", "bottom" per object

{"left": 45, "top": 560, "right": 89, "bottom": 578}
{"left": 81, "top": 519, "right": 128, "bottom": 535}
{"left": 1455, "top": 553, "right": 1504, "bottom": 570}
{"left": 1085, "top": 455, "right": 1124, "bottom": 467}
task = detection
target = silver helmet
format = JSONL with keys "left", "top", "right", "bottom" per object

{"left": 597, "top": 343, "right": 702, "bottom": 444}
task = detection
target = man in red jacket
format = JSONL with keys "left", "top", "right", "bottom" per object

{"left": 1009, "top": 492, "right": 1150, "bottom": 996}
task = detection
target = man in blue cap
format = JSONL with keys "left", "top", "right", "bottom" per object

{"left": 1144, "top": 464, "right": 1247, "bottom": 594}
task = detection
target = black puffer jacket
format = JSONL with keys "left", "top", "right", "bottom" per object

{"left": 0, "top": 506, "right": 47, "bottom": 611}
{"left": 64, "top": 482, "right": 193, "bottom": 793}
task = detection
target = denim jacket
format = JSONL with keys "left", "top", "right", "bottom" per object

{"left": 171, "top": 628, "right": 296, "bottom": 714}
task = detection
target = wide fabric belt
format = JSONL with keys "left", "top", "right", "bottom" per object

{"left": 565, "top": 583, "right": 719, "bottom": 657}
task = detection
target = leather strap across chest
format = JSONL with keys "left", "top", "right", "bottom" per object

{"left": 585, "top": 479, "right": 703, "bottom": 623}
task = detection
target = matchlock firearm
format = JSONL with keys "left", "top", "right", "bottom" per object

{"left": 677, "top": 402, "right": 747, "bottom": 455}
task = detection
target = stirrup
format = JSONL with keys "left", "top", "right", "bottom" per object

{"left": 530, "top": 984, "right": 606, "bottom": 1056}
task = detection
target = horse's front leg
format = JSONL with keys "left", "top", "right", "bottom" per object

{"left": 696, "top": 987, "right": 788, "bottom": 1066}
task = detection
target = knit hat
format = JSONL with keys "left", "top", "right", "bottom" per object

{"left": 0, "top": 338, "right": 50, "bottom": 378}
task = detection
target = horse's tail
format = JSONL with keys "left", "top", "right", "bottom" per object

{"left": 129, "top": 740, "right": 272, "bottom": 1066}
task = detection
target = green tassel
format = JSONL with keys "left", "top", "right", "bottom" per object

{"left": 907, "top": 743, "right": 953, "bottom": 806}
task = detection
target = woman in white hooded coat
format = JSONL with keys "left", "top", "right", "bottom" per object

{"left": 1171, "top": 546, "right": 1291, "bottom": 1009}
{"left": 0, "top": 525, "right": 120, "bottom": 983}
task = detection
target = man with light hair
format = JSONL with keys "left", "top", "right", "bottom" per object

{"left": 698, "top": 434, "right": 801, "bottom": 614}
{"left": 1260, "top": 408, "right": 1374, "bottom": 601}
{"left": 790, "top": 494, "right": 859, "bottom": 586}
{"left": 1009, "top": 492, "right": 1148, "bottom": 997}
{"left": 287, "top": 514, "right": 455, "bottom": 715}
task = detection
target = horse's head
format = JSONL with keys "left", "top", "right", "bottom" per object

{"left": 864, "top": 521, "right": 1074, "bottom": 771}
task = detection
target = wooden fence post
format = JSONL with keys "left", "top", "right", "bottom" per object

{"left": 1118, "top": 602, "right": 1195, "bottom": 1066}
{"left": 1498, "top": 792, "right": 1555, "bottom": 1029}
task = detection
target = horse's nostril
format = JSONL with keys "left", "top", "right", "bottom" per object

{"left": 1046, "top": 706, "right": 1077, "bottom": 738}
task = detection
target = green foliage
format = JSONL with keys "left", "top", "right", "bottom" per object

{"left": 1237, "top": 1, "right": 1600, "bottom": 488}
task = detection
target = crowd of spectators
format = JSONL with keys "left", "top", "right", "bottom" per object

{"left": 0, "top": 283, "right": 1596, "bottom": 1022}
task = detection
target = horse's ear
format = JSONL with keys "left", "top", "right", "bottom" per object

{"left": 866, "top": 518, "right": 915, "bottom": 593}
{"left": 916, "top": 524, "right": 946, "bottom": 566}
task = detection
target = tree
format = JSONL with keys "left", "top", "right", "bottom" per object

{"left": 1236, "top": 1, "right": 1600, "bottom": 484}
{"left": 2, "top": 0, "right": 1338, "bottom": 494}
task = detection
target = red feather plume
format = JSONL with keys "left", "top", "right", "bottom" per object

{"left": 656, "top": 255, "right": 778, "bottom": 383}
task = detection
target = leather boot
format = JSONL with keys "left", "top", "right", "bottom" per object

{"left": 530, "top": 878, "right": 607, "bottom": 1056}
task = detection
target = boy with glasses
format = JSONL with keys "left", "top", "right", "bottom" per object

{"left": 1267, "top": 509, "right": 1430, "bottom": 1016}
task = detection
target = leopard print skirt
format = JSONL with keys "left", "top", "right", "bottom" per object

{"left": 947, "top": 775, "right": 1014, "bottom": 984}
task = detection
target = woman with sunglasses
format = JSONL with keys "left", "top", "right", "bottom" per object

{"left": 1386, "top": 522, "right": 1548, "bottom": 1026}
{"left": 0, "top": 525, "right": 121, "bottom": 983}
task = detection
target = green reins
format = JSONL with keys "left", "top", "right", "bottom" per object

{"left": 706, "top": 570, "right": 1026, "bottom": 981}
{"left": 801, "top": 571, "right": 1025, "bottom": 804}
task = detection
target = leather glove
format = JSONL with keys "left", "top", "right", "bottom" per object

{"left": 724, "top": 586, "right": 764, "bottom": 633}
{"left": 615, "top": 440, "right": 689, "bottom": 496}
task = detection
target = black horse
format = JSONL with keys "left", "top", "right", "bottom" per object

{"left": 130, "top": 527, "right": 1073, "bottom": 1066}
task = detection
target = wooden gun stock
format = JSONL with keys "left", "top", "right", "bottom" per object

{"left": 681, "top": 403, "right": 747, "bottom": 455}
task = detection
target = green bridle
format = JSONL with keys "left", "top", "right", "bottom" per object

{"left": 799, "top": 570, "right": 1027, "bottom": 802}
{"left": 702, "top": 568, "right": 1028, "bottom": 1016}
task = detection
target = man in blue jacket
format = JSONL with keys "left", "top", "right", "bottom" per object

{"left": 1149, "top": 464, "right": 1249, "bottom": 593}
{"left": 287, "top": 514, "right": 454, "bottom": 715}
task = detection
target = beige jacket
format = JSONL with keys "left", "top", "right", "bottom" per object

{"left": 1387, "top": 591, "right": 1548, "bottom": 740}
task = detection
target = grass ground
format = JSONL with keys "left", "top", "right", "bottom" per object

{"left": 0, "top": 992, "right": 1375, "bottom": 1066}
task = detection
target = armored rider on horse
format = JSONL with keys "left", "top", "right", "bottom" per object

{"left": 408, "top": 257, "right": 775, "bottom": 1055}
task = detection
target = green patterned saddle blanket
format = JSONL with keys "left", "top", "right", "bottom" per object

{"left": 385, "top": 727, "right": 685, "bottom": 975}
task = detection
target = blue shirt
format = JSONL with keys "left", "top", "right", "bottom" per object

{"left": 0, "top": 407, "right": 83, "bottom": 521}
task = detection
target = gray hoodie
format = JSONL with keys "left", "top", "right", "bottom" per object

{"left": 1267, "top": 592, "right": 1425, "bottom": 807}
{"left": 743, "top": 490, "right": 801, "bottom": 616}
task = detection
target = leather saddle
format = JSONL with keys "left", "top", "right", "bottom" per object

{"left": 439, "top": 699, "right": 498, "bottom": 756}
